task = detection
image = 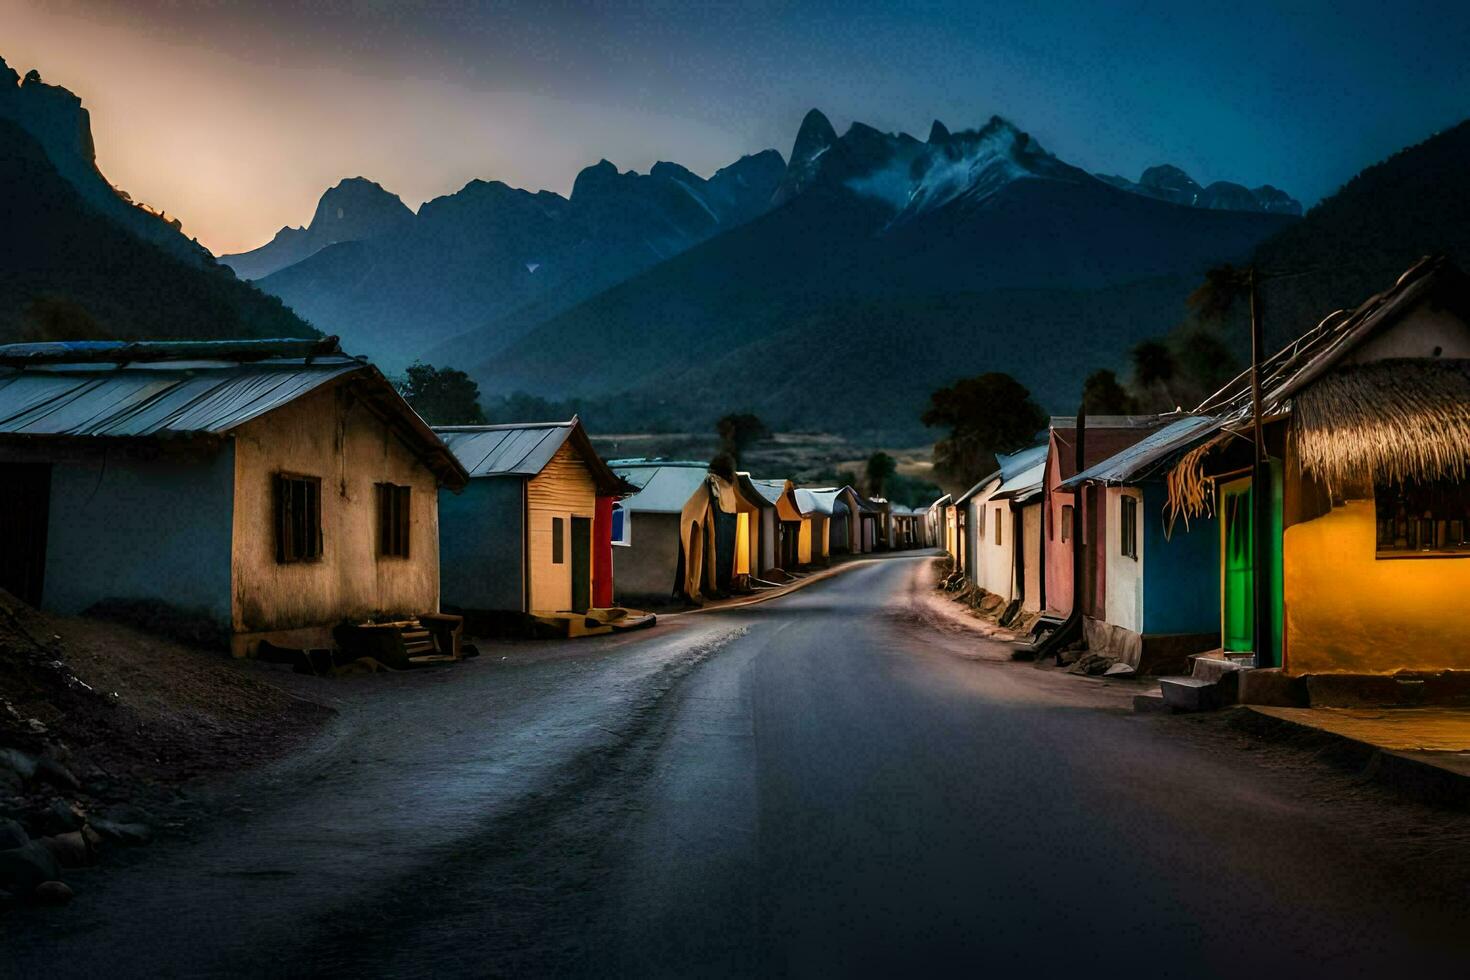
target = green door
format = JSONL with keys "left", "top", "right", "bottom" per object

{"left": 1221, "top": 479, "right": 1255, "bottom": 652}
{"left": 1219, "top": 468, "right": 1283, "bottom": 667}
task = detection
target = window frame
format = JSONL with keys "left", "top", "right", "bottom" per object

{"left": 1374, "top": 476, "right": 1470, "bottom": 559}
{"left": 1120, "top": 494, "right": 1138, "bottom": 560}
{"left": 994, "top": 506, "right": 1003, "bottom": 546}
{"left": 376, "top": 482, "right": 412, "bottom": 560}
{"left": 1060, "top": 504, "right": 1074, "bottom": 543}
{"left": 611, "top": 503, "right": 631, "bottom": 546}
{"left": 274, "top": 472, "right": 323, "bottom": 564}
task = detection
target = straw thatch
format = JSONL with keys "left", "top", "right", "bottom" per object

{"left": 1294, "top": 359, "right": 1470, "bottom": 492}
{"left": 1163, "top": 435, "right": 1227, "bottom": 534}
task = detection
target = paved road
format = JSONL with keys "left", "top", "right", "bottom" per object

{"left": 11, "top": 555, "right": 1470, "bottom": 977}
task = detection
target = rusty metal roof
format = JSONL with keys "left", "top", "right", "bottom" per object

{"left": 0, "top": 338, "right": 468, "bottom": 488}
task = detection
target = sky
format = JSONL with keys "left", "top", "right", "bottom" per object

{"left": 4, "top": 0, "right": 1469, "bottom": 255}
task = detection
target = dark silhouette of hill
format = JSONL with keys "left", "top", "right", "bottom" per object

{"left": 227, "top": 151, "right": 788, "bottom": 368}
{"left": 0, "top": 119, "right": 312, "bottom": 344}
{"left": 461, "top": 112, "right": 1294, "bottom": 440}
{"left": 1250, "top": 119, "right": 1470, "bottom": 347}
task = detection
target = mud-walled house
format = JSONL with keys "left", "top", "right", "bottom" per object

{"left": 607, "top": 460, "right": 712, "bottom": 604}
{"left": 1166, "top": 256, "right": 1470, "bottom": 678}
{"left": 0, "top": 338, "right": 467, "bottom": 657}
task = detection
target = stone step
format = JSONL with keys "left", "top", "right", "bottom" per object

{"left": 1159, "top": 676, "right": 1228, "bottom": 713}
{"left": 1132, "top": 693, "right": 1169, "bottom": 714}
{"left": 1191, "top": 656, "right": 1247, "bottom": 683}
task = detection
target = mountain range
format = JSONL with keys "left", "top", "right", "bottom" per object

{"left": 221, "top": 150, "right": 787, "bottom": 367}
{"left": 441, "top": 110, "right": 1296, "bottom": 437}
{"left": 0, "top": 57, "right": 312, "bottom": 344}
{"left": 14, "top": 50, "right": 1461, "bottom": 446}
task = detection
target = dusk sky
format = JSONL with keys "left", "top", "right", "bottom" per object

{"left": 5, "top": 0, "right": 1469, "bottom": 255}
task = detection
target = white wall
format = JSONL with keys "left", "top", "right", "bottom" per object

{"left": 1103, "top": 486, "right": 1144, "bottom": 633}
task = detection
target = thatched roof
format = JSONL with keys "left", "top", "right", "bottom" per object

{"left": 1294, "top": 359, "right": 1470, "bottom": 491}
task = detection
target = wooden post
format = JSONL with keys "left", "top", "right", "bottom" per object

{"left": 1248, "top": 266, "right": 1271, "bottom": 668}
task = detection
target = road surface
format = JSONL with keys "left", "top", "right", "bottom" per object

{"left": 10, "top": 554, "right": 1470, "bottom": 977}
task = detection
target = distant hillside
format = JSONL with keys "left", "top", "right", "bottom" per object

{"left": 1250, "top": 119, "right": 1470, "bottom": 347}
{"left": 227, "top": 150, "right": 787, "bottom": 369}
{"left": 0, "top": 118, "right": 312, "bottom": 344}
{"left": 463, "top": 111, "right": 1295, "bottom": 440}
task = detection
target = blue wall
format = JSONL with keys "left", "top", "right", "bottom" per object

{"left": 44, "top": 446, "right": 235, "bottom": 624}
{"left": 438, "top": 478, "right": 525, "bottom": 612}
{"left": 1141, "top": 481, "right": 1219, "bottom": 635}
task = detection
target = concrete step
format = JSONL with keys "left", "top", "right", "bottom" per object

{"left": 1132, "top": 693, "right": 1169, "bottom": 714}
{"left": 1159, "top": 676, "right": 1228, "bottom": 712}
{"left": 1191, "top": 656, "right": 1247, "bottom": 683}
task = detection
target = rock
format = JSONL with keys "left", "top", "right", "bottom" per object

{"left": 80, "top": 823, "right": 102, "bottom": 850}
{"left": 38, "top": 798, "right": 83, "bottom": 835}
{"left": 1103, "top": 662, "right": 1137, "bottom": 677}
{"left": 0, "top": 818, "right": 28, "bottom": 850}
{"left": 0, "top": 748, "right": 37, "bottom": 781}
{"left": 40, "top": 831, "right": 92, "bottom": 868}
{"left": 33, "top": 880, "right": 73, "bottom": 905}
{"left": 0, "top": 841, "right": 63, "bottom": 895}
{"left": 90, "top": 818, "right": 151, "bottom": 846}
{"left": 34, "top": 757, "right": 79, "bottom": 792}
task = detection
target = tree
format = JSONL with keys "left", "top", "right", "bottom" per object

{"left": 1081, "top": 369, "right": 1139, "bottom": 416}
{"left": 864, "top": 452, "right": 897, "bottom": 498}
{"left": 715, "top": 412, "right": 771, "bottom": 467}
{"left": 921, "top": 373, "right": 1045, "bottom": 490}
{"left": 396, "top": 362, "right": 486, "bottom": 425}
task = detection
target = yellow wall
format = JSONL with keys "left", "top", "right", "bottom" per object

{"left": 526, "top": 441, "right": 597, "bottom": 614}
{"left": 1283, "top": 499, "right": 1470, "bottom": 674}
{"left": 231, "top": 382, "right": 440, "bottom": 654}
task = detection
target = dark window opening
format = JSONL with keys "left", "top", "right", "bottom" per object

{"left": 1061, "top": 504, "right": 1074, "bottom": 542}
{"left": 1375, "top": 477, "right": 1470, "bottom": 557}
{"left": 994, "top": 507, "right": 1003, "bottom": 545}
{"left": 377, "top": 483, "right": 411, "bottom": 558}
{"left": 1121, "top": 495, "right": 1138, "bottom": 560}
{"left": 552, "top": 517, "right": 565, "bottom": 564}
{"left": 275, "top": 473, "right": 322, "bottom": 563}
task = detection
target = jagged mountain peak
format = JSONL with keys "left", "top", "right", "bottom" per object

{"left": 928, "top": 119, "right": 950, "bottom": 143}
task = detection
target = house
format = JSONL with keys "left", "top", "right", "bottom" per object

{"left": 805, "top": 486, "right": 863, "bottom": 556}
{"left": 1042, "top": 416, "right": 1167, "bottom": 623}
{"left": 435, "top": 418, "right": 632, "bottom": 622}
{"left": 0, "top": 338, "right": 467, "bottom": 657}
{"left": 793, "top": 488, "right": 834, "bottom": 566}
{"left": 1059, "top": 415, "right": 1222, "bottom": 672}
{"left": 1165, "top": 256, "right": 1470, "bottom": 677}
{"left": 608, "top": 460, "right": 711, "bottom": 603}
{"left": 706, "top": 468, "right": 772, "bottom": 593}
{"left": 750, "top": 477, "right": 806, "bottom": 573}
{"left": 735, "top": 472, "right": 781, "bottom": 577}
{"left": 962, "top": 445, "right": 1049, "bottom": 615}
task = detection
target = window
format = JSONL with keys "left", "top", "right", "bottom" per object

{"left": 611, "top": 503, "right": 631, "bottom": 546}
{"left": 275, "top": 473, "right": 322, "bottom": 563}
{"left": 1120, "top": 495, "right": 1138, "bottom": 560}
{"left": 978, "top": 503, "right": 986, "bottom": 537}
{"left": 1060, "top": 504, "right": 1074, "bottom": 542}
{"left": 376, "top": 483, "right": 411, "bottom": 558}
{"left": 552, "top": 517, "right": 565, "bottom": 564}
{"left": 1375, "top": 477, "right": 1470, "bottom": 557}
{"left": 994, "top": 507, "right": 1003, "bottom": 546}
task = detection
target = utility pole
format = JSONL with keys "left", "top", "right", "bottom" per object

{"left": 1248, "top": 266, "right": 1272, "bottom": 668}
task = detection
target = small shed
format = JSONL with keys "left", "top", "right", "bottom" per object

{"left": 750, "top": 477, "right": 805, "bottom": 571}
{"left": 609, "top": 460, "right": 710, "bottom": 603}
{"left": 436, "top": 418, "right": 632, "bottom": 619}
{"left": 0, "top": 338, "right": 467, "bottom": 657}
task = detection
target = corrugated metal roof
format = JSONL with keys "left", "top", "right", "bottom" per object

{"left": 0, "top": 356, "right": 361, "bottom": 437}
{"left": 612, "top": 460, "right": 709, "bottom": 513}
{"left": 748, "top": 477, "right": 792, "bottom": 506}
{"left": 796, "top": 487, "right": 844, "bottom": 516}
{"left": 437, "top": 421, "right": 575, "bottom": 478}
{"left": 1061, "top": 415, "right": 1221, "bottom": 487}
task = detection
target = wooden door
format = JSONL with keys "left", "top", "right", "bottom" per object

{"left": 570, "top": 516, "right": 592, "bottom": 613}
{"left": 0, "top": 463, "right": 51, "bottom": 606}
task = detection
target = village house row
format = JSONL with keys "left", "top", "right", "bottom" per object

{"left": 926, "top": 256, "right": 1470, "bottom": 703}
{"left": 0, "top": 336, "right": 925, "bottom": 661}
{"left": 0, "top": 255, "right": 1464, "bottom": 694}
